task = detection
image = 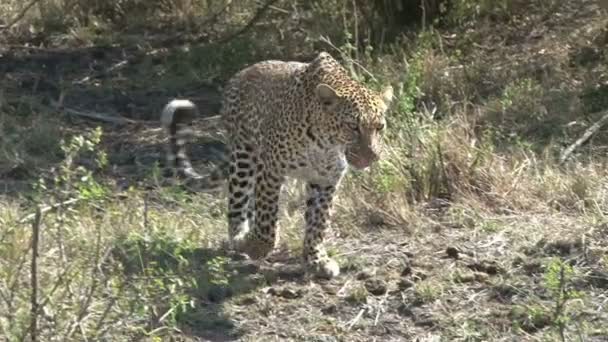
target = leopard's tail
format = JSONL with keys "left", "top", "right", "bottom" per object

{"left": 160, "top": 99, "right": 228, "bottom": 192}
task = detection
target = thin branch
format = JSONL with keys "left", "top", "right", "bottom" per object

{"left": 19, "top": 198, "right": 81, "bottom": 224}
{"left": 559, "top": 109, "right": 608, "bottom": 164}
{"left": 0, "top": 0, "right": 41, "bottom": 31}
{"left": 65, "top": 226, "right": 111, "bottom": 340}
{"left": 29, "top": 207, "right": 42, "bottom": 342}
{"left": 346, "top": 308, "right": 365, "bottom": 330}
{"left": 62, "top": 107, "right": 135, "bottom": 125}
{"left": 254, "top": 0, "right": 289, "bottom": 14}
{"left": 75, "top": 60, "right": 129, "bottom": 85}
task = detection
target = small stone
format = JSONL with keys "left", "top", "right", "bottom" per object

{"left": 411, "top": 309, "right": 435, "bottom": 327}
{"left": 322, "top": 304, "right": 337, "bottom": 314}
{"left": 511, "top": 255, "right": 525, "bottom": 267}
{"left": 236, "top": 295, "right": 257, "bottom": 306}
{"left": 321, "top": 284, "right": 338, "bottom": 295}
{"left": 467, "top": 260, "right": 502, "bottom": 275}
{"left": 522, "top": 260, "right": 543, "bottom": 275}
{"left": 414, "top": 317, "right": 435, "bottom": 327}
{"left": 264, "top": 286, "right": 302, "bottom": 299}
{"left": 587, "top": 269, "right": 608, "bottom": 289}
{"left": 232, "top": 261, "right": 259, "bottom": 274}
{"left": 455, "top": 272, "right": 476, "bottom": 283}
{"left": 397, "top": 304, "right": 413, "bottom": 316}
{"left": 398, "top": 279, "right": 415, "bottom": 289}
{"left": 456, "top": 271, "right": 490, "bottom": 283}
{"left": 207, "top": 285, "right": 232, "bottom": 302}
{"left": 399, "top": 255, "right": 413, "bottom": 276}
{"left": 412, "top": 271, "right": 428, "bottom": 282}
{"left": 356, "top": 269, "right": 375, "bottom": 280}
{"left": 446, "top": 246, "right": 460, "bottom": 259}
{"left": 401, "top": 264, "right": 413, "bottom": 277}
{"left": 278, "top": 288, "right": 303, "bottom": 299}
{"left": 474, "top": 271, "right": 490, "bottom": 282}
{"left": 368, "top": 212, "right": 385, "bottom": 226}
{"left": 364, "top": 278, "right": 388, "bottom": 296}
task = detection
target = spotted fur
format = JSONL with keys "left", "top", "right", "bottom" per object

{"left": 161, "top": 52, "right": 393, "bottom": 278}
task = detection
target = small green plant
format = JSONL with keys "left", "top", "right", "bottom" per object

{"left": 206, "top": 256, "right": 230, "bottom": 286}
{"left": 543, "top": 258, "right": 584, "bottom": 341}
{"left": 580, "top": 84, "right": 608, "bottom": 113}
{"left": 371, "top": 159, "right": 404, "bottom": 193}
{"left": 486, "top": 77, "right": 551, "bottom": 144}
{"left": 455, "top": 319, "right": 489, "bottom": 341}
{"left": 337, "top": 253, "right": 366, "bottom": 273}
{"left": 500, "top": 78, "right": 544, "bottom": 118}
{"left": 601, "top": 255, "right": 608, "bottom": 269}
{"left": 346, "top": 284, "right": 369, "bottom": 304}
{"left": 510, "top": 304, "right": 552, "bottom": 333}
{"left": 34, "top": 126, "right": 108, "bottom": 203}
{"left": 480, "top": 219, "right": 501, "bottom": 233}
{"left": 448, "top": 0, "right": 513, "bottom": 26}
{"left": 414, "top": 281, "right": 442, "bottom": 303}
{"left": 116, "top": 230, "right": 198, "bottom": 328}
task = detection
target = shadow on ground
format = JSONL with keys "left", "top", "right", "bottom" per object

{"left": 112, "top": 231, "right": 306, "bottom": 341}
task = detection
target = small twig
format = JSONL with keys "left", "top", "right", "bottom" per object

{"left": 73, "top": 48, "right": 160, "bottom": 85}
{"left": 374, "top": 292, "right": 389, "bottom": 326}
{"left": 143, "top": 193, "right": 149, "bottom": 238}
{"left": 254, "top": 0, "right": 289, "bottom": 13}
{"left": 336, "top": 280, "right": 352, "bottom": 297}
{"left": 346, "top": 308, "right": 365, "bottom": 330}
{"left": 554, "top": 263, "right": 566, "bottom": 342}
{"left": 93, "top": 280, "right": 126, "bottom": 336}
{"left": 75, "top": 60, "right": 129, "bottom": 85}
{"left": 19, "top": 198, "right": 81, "bottom": 224}
{"left": 560, "top": 109, "right": 608, "bottom": 164}
{"left": 34, "top": 263, "right": 75, "bottom": 316}
{"left": 29, "top": 207, "right": 42, "bottom": 342}
{"left": 197, "top": 114, "right": 222, "bottom": 122}
{"left": 65, "top": 231, "right": 113, "bottom": 340}
{"left": 60, "top": 106, "right": 135, "bottom": 126}
{"left": 157, "top": 307, "right": 175, "bottom": 323}
{"left": 0, "top": 0, "right": 41, "bottom": 31}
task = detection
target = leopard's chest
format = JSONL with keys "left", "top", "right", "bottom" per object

{"left": 286, "top": 145, "right": 347, "bottom": 185}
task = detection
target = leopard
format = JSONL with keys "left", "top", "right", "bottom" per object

{"left": 161, "top": 51, "right": 393, "bottom": 279}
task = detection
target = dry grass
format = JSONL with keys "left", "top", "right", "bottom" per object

{"left": 1, "top": 0, "right": 608, "bottom": 341}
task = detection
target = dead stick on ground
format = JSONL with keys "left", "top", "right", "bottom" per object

{"left": 75, "top": 60, "right": 129, "bottom": 84}
{"left": 49, "top": 99, "right": 136, "bottom": 125}
{"left": 19, "top": 198, "right": 80, "bottom": 224}
{"left": 374, "top": 292, "right": 389, "bottom": 326}
{"left": 346, "top": 308, "right": 365, "bottom": 330}
{"left": 30, "top": 207, "right": 42, "bottom": 342}
{"left": 559, "top": 109, "right": 608, "bottom": 164}
{"left": 62, "top": 107, "right": 135, "bottom": 125}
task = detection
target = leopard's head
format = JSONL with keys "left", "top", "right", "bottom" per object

{"left": 315, "top": 80, "right": 393, "bottom": 170}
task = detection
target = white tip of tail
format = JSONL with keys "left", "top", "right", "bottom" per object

{"left": 160, "top": 99, "right": 197, "bottom": 127}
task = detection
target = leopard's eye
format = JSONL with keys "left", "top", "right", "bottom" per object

{"left": 377, "top": 122, "right": 385, "bottom": 131}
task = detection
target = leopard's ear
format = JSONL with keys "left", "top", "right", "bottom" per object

{"left": 315, "top": 83, "right": 340, "bottom": 108}
{"left": 381, "top": 85, "right": 394, "bottom": 106}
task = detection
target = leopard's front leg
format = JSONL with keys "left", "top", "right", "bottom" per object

{"left": 234, "top": 164, "right": 284, "bottom": 259}
{"left": 303, "top": 183, "right": 341, "bottom": 279}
